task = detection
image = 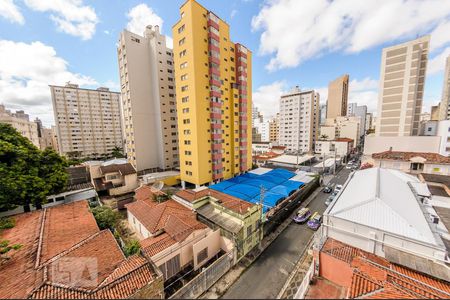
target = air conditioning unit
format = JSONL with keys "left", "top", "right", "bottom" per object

{"left": 430, "top": 215, "right": 439, "bottom": 224}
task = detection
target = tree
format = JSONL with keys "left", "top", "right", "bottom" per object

{"left": 123, "top": 239, "right": 140, "bottom": 257}
{"left": 320, "top": 134, "right": 329, "bottom": 140}
{"left": 91, "top": 206, "right": 120, "bottom": 230}
{"left": 0, "top": 124, "right": 69, "bottom": 211}
{"left": 111, "top": 146, "right": 125, "bottom": 159}
{"left": 0, "top": 217, "right": 22, "bottom": 260}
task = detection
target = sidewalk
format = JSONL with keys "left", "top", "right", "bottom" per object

{"left": 200, "top": 183, "right": 323, "bottom": 299}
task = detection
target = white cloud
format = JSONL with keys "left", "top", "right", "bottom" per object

{"left": 0, "top": 40, "right": 97, "bottom": 126}
{"left": 103, "top": 30, "right": 110, "bottom": 35}
{"left": 253, "top": 81, "right": 287, "bottom": 118}
{"left": 430, "top": 20, "right": 450, "bottom": 52}
{"left": 348, "top": 78, "right": 379, "bottom": 113}
{"left": 23, "top": 0, "right": 98, "bottom": 40}
{"left": 126, "top": 3, "right": 163, "bottom": 35}
{"left": 231, "top": 9, "right": 237, "bottom": 19}
{"left": 0, "top": 0, "right": 24, "bottom": 24}
{"left": 428, "top": 46, "right": 450, "bottom": 75}
{"left": 252, "top": 0, "right": 450, "bottom": 71}
{"left": 166, "top": 36, "right": 173, "bottom": 49}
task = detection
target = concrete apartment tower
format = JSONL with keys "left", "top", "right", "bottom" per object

{"left": 0, "top": 105, "right": 39, "bottom": 148}
{"left": 326, "top": 74, "right": 349, "bottom": 119}
{"left": 117, "top": 25, "right": 179, "bottom": 173}
{"left": 278, "top": 87, "right": 320, "bottom": 153}
{"left": 376, "top": 35, "right": 430, "bottom": 136}
{"left": 439, "top": 55, "right": 450, "bottom": 120}
{"left": 347, "top": 103, "right": 367, "bottom": 137}
{"left": 50, "top": 83, "right": 123, "bottom": 158}
{"left": 173, "top": 0, "right": 252, "bottom": 187}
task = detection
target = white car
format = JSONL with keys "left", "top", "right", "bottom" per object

{"left": 335, "top": 184, "right": 343, "bottom": 192}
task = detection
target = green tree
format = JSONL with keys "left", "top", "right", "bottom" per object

{"left": 0, "top": 124, "right": 68, "bottom": 211}
{"left": 91, "top": 206, "right": 120, "bottom": 230}
{"left": 0, "top": 217, "right": 22, "bottom": 259}
{"left": 111, "top": 146, "right": 125, "bottom": 158}
{"left": 123, "top": 239, "right": 140, "bottom": 257}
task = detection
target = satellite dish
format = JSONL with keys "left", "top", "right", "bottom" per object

{"left": 151, "top": 181, "right": 164, "bottom": 191}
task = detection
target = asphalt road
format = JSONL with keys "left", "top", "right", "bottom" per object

{"left": 222, "top": 168, "right": 353, "bottom": 299}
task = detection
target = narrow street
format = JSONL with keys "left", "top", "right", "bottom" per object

{"left": 222, "top": 168, "right": 353, "bottom": 299}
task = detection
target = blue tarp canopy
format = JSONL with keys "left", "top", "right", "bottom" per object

{"left": 209, "top": 168, "right": 304, "bottom": 213}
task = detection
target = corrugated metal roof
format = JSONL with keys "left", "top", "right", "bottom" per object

{"left": 328, "top": 168, "right": 437, "bottom": 245}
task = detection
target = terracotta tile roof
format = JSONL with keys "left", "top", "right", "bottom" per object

{"left": 140, "top": 233, "right": 177, "bottom": 257}
{"left": 348, "top": 271, "right": 383, "bottom": 298}
{"left": 39, "top": 201, "right": 99, "bottom": 264}
{"left": 322, "top": 238, "right": 450, "bottom": 299}
{"left": 135, "top": 185, "right": 166, "bottom": 202}
{"left": 175, "top": 188, "right": 254, "bottom": 215}
{"left": 372, "top": 151, "right": 450, "bottom": 164}
{"left": 100, "top": 163, "right": 136, "bottom": 176}
{"left": 0, "top": 201, "right": 161, "bottom": 299}
{"left": 127, "top": 198, "right": 207, "bottom": 257}
{"left": 335, "top": 138, "right": 354, "bottom": 142}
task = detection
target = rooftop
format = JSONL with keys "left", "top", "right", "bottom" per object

{"left": 0, "top": 201, "right": 160, "bottom": 299}
{"left": 126, "top": 198, "right": 206, "bottom": 257}
{"left": 327, "top": 168, "right": 441, "bottom": 246}
{"left": 267, "top": 154, "right": 314, "bottom": 165}
{"left": 421, "top": 173, "right": 450, "bottom": 189}
{"left": 321, "top": 238, "right": 450, "bottom": 299}
{"left": 99, "top": 163, "right": 136, "bottom": 176}
{"left": 372, "top": 151, "right": 450, "bottom": 165}
{"left": 174, "top": 188, "right": 254, "bottom": 215}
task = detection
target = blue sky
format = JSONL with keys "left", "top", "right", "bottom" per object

{"left": 1, "top": 0, "right": 450, "bottom": 126}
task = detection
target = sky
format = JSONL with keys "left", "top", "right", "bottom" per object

{"left": 1, "top": 0, "right": 450, "bottom": 127}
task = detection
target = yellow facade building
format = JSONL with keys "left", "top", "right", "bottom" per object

{"left": 173, "top": 0, "right": 252, "bottom": 187}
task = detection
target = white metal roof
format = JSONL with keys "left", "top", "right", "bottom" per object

{"left": 268, "top": 154, "right": 314, "bottom": 165}
{"left": 248, "top": 167, "right": 272, "bottom": 175}
{"left": 328, "top": 168, "right": 438, "bottom": 245}
{"left": 312, "top": 158, "right": 340, "bottom": 168}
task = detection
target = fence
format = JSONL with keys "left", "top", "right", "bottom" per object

{"left": 294, "top": 260, "right": 315, "bottom": 299}
{"left": 169, "top": 251, "right": 234, "bottom": 299}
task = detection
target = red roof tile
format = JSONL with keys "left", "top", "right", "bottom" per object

{"left": 372, "top": 151, "right": 450, "bottom": 164}
{"left": 140, "top": 233, "right": 177, "bottom": 257}
{"left": 175, "top": 188, "right": 254, "bottom": 215}
{"left": 135, "top": 185, "right": 166, "bottom": 202}
{"left": 322, "top": 238, "right": 450, "bottom": 299}
{"left": 0, "top": 201, "right": 161, "bottom": 299}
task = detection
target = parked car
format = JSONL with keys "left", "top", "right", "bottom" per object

{"left": 293, "top": 207, "right": 312, "bottom": 224}
{"left": 325, "top": 195, "right": 334, "bottom": 206}
{"left": 335, "top": 184, "right": 343, "bottom": 192}
{"left": 346, "top": 164, "right": 353, "bottom": 169}
{"left": 307, "top": 212, "right": 322, "bottom": 230}
{"left": 322, "top": 186, "right": 332, "bottom": 193}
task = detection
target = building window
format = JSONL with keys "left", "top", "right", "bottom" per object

{"left": 181, "top": 85, "right": 188, "bottom": 92}
{"left": 182, "top": 96, "right": 189, "bottom": 103}
{"left": 178, "top": 24, "right": 185, "bottom": 33}
{"left": 181, "top": 74, "right": 188, "bottom": 81}
{"left": 197, "top": 248, "right": 208, "bottom": 264}
{"left": 179, "top": 50, "right": 187, "bottom": 57}
{"left": 180, "top": 62, "right": 188, "bottom": 69}
{"left": 179, "top": 37, "right": 186, "bottom": 46}
{"left": 182, "top": 108, "right": 189, "bottom": 113}
{"left": 186, "top": 171, "right": 192, "bottom": 176}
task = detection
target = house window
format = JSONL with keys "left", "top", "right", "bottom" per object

{"left": 247, "top": 225, "right": 252, "bottom": 237}
{"left": 197, "top": 248, "right": 208, "bottom": 264}
{"left": 159, "top": 254, "right": 181, "bottom": 280}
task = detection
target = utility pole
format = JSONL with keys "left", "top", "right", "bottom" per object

{"left": 333, "top": 147, "right": 337, "bottom": 175}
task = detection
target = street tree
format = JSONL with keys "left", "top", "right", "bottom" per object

{"left": 0, "top": 124, "right": 68, "bottom": 211}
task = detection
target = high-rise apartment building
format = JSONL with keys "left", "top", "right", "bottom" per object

{"left": 347, "top": 103, "right": 367, "bottom": 137}
{"left": 173, "top": 0, "right": 252, "bottom": 187}
{"left": 0, "top": 105, "right": 39, "bottom": 148}
{"left": 319, "top": 104, "right": 327, "bottom": 125}
{"left": 439, "top": 55, "right": 450, "bottom": 120}
{"left": 431, "top": 104, "right": 440, "bottom": 121}
{"left": 35, "top": 118, "right": 58, "bottom": 151}
{"left": 118, "top": 25, "right": 179, "bottom": 173}
{"left": 269, "top": 115, "right": 279, "bottom": 142}
{"left": 50, "top": 83, "right": 123, "bottom": 158}
{"left": 279, "top": 87, "right": 320, "bottom": 153}
{"left": 326, "top": 74, "right": 349, "bottom": 119}
{"left": 376, "top": 36, "right": 429, "bottom": 136}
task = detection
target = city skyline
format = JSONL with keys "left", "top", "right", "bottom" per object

{"left": 1, "top": 0, "right": 450, "bottom": 127}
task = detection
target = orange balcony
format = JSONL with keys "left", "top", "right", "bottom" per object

{"left": 208, "top": 44, "right": 220, "bottom": 53}
{"left": 212, "top": 163, "right": 223, "bottom": 171}
{"left": 209, "top": 56, "right": 220, "bottom": 65}
{"left": 207, "top": 19, "right": 219, "bottom": 30}
{"left": 209, "top": 78, "right": 221, "bottom": 87}
{"left": 208, "top": 31, "right": 220, "bottom": 42}
{"left": 211, "top": 133, "right": 221, "bottom": 140}
{"left": 212, "top": 153, "right": 222, "bottom": 160}
{"left": 212, "top": 143, "right": 222, "bottom": 150}
{"left": 211, "top": 123, "right": 221, "bottom": 129}
{"left": 210, "top": 112, "right": 221, "bottom": 119}
{"left": 210, "top": 90, "right": 221, "bottom": 98}
{"left": 213, "top": 173, "right": 223, "bottom": 180}
{"left": 210, "top": 67, "right": 220, "bottom": 76}
{"left": 210, "top": 101, "right": 221, "bottom": 108}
